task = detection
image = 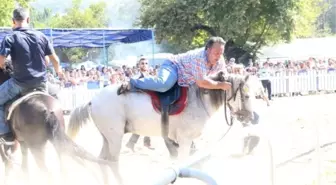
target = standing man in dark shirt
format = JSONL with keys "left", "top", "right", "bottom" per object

{"left": 0, "top": 8, "right": 63, "bottom": 137}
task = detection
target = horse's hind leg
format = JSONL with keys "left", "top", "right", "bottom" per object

{"left": 99, "top": 137, "right": 111, "bottom": 185}
{"left": 99, "top": 130, "right": 123, "bottom": 185}
{"left": 107, "top": 137, "right": 124, "bottom": 185}
{"left": 29, "top": 146, "right": 54, "bottom": 184}
{"left": 20, "top": 142, "right": 31, "bottom": 183}
{"left": 51, "top": 144, "right": 68, "bottom": 184}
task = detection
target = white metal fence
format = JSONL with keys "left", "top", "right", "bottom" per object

{"left": 58, "top": 70, "right": 336, "bottom": 111}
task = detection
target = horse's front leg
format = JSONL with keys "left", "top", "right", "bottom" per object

{"left": 164, "top": 137, "right": 179, "bottom": 159}
{"left": 176, "top": 138, "right": 193, "bottom": 161}
{"left": 164, "top": 138, "right": 197, "bottom": 159}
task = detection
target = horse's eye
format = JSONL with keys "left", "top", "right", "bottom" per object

{"left": 245, "top": 95, "right": 249, "bottom": 99}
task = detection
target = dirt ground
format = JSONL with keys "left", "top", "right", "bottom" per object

{"left": 1, "top": 94, "right": 336, "bottom": 185}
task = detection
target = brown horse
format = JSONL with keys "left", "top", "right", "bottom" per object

{"left": 0, "top": 63, "right": 110, "bottom": 184}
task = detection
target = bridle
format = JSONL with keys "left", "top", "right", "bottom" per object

{"left": 223, "top": 76, "right": 248, "bottom": 126}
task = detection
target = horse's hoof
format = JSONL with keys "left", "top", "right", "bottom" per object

{"left": 144, "top": 145, "right": 155, "bottom": 150}
{"left": 125, "top": 143, "right": 135, "bottom": 152}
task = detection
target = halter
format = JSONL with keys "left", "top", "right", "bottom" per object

{"left": 224, "top": 76, "right": 248, "bottom": 126}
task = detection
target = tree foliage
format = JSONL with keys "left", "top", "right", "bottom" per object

{"left": 293, "top": 0, "right": 328, "bottom": 38}
{"left": 49, "top": 0, "right": 108, "bottom": 28}
{"left": 30, "top": 7, "right": 52, "bottom": 28}
{"left": 317, "top": 0, "right": 336, "bottom": 34}
{"left": 31, "top": 0, "right": 109, "bottom": 63}
{"left": 138, "top": 0, "right": 328, "bottom": 55}
{"left": 0, "top": 0, "right": 31, "bottom": 27}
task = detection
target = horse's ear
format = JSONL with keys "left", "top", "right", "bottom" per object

{"left": 209, "top": 71, "right": 226, "bottom": 81}
{"left": 218, "top": 71, "right": 224, "bottom": 77}
{"left": 216, "top": 71, "right": 226, "bottom": 82}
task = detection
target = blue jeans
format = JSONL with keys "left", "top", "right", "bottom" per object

{"left": 130, "top": 60, "right": 178, "bottom": 92}
{"left": 0, "top": 78, "right": 23, "bottom": 135}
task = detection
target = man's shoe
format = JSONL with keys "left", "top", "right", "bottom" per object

{"left": 125, "top": 142, "right": 136, "bottom": 152}
{"left": 144, "top": 143, "right": 154, "bottom": 150}
{"left": 117, "top": 82, "right": 131, "bottom": 95}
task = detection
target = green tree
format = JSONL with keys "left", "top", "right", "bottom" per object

{"left": 317, "top": 0, "right": 336, "bottom": 34}
{"left": 30, "top": 7, "right": 52, "bottom": 28}
{"left": 32, "top": 0, "right": 109, "bottom": 63}
{"left": 293, "top": 0, "right": 328, "bottom": 38}
{"left": 138, "top": 0, "right": 326, "bottom": 55}
{"left": 0, "top": 0, "right": 31, "bottom": 27}
{"left": 50, "top": 0, "right": 108, "bottom": 28}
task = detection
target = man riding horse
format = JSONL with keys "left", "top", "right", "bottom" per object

{"left": 0, "top": 8, "right": 63, "bottom": 138}
{"left": 118, "top": 37, "right": 231, "bottom": 94}
{"left": 118, "top": 37, "right": 232, "bottom": 151}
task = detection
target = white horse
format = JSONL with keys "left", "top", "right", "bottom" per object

{"left": 67, "top": 71, "right": 257, "bottom": 184}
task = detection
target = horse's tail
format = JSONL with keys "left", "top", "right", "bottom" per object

{"left": 45, "top": 110, "right": 109, "bottom": 165}
{"left": 67, "top": 102, "right": 92, "bottom": 138}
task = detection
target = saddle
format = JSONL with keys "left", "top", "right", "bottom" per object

{"left": 144, "top": 83, "right": 188, "bottom": 138}
{"left": 144, "top": 83, "right": 188, "bottom": 116}
{"left": 117, "top": 81, "right": 188, "bottom": 139}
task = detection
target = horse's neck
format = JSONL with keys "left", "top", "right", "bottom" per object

{"left": 227, "top": 75, "right": 239, "bottom": 96}
{"left": 188, "top": 85, "right": 224, "bottom": 116}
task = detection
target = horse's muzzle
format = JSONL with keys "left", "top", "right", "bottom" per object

{"left": 235, "top": 110, "right": 255, "bottom": 124}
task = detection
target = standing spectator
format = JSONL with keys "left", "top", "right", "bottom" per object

{"left": 101, "top": 67, "right": 110, "bottom": 87}
{"left": 258, "top": 62, "right": 273, "bottom": 101}
{"left": 126, "top": 57, "right": 154, "bottom": 151}
{"left": 245, "top": 59, "right": 258, "bottom": 75}
{"left": 110, "top": 71, "right": 119, "bottom": 84}
{"left": 125, "top": 67, "right": 134, "bottom": 78}
{"left": 226, "top": 58, "right": 236, "bottom": 73}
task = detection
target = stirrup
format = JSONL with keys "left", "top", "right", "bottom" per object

{"left": 0, "top": 134, "right": 15, "bottom": 146}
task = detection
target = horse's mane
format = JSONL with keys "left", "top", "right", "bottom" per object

{"left": 195, "top": 71, "right": 225, "bottom": 110}
{"left": 196, "top": 71, "right": 247, "bottom": 110}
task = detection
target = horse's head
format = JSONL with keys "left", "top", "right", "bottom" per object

{"left": 0, "top": 62, "right": 13, "bottom": 85}
{"left": 203, "top": 71, "right": 255, "bottom": 124}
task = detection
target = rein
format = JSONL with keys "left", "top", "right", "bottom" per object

{"left": 223, "top": 91, "right": 233, "bottom": 126}
{"left": 223, "top": 77, "right": 246, "bottom": 126}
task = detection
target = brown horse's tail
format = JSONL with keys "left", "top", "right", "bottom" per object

{"left": 45, "top": 110, "right": 109, "bottom": 165}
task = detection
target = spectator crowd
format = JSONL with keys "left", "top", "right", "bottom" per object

{"left": 47, "top": 57, "right": 159, "bottom": 89}
{"left": 48, "top": 56, "right": 336, "bottom": 89}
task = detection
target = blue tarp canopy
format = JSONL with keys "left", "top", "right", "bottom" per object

{"left": 0, "top": 28, "right": 154, "bottom": 48}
